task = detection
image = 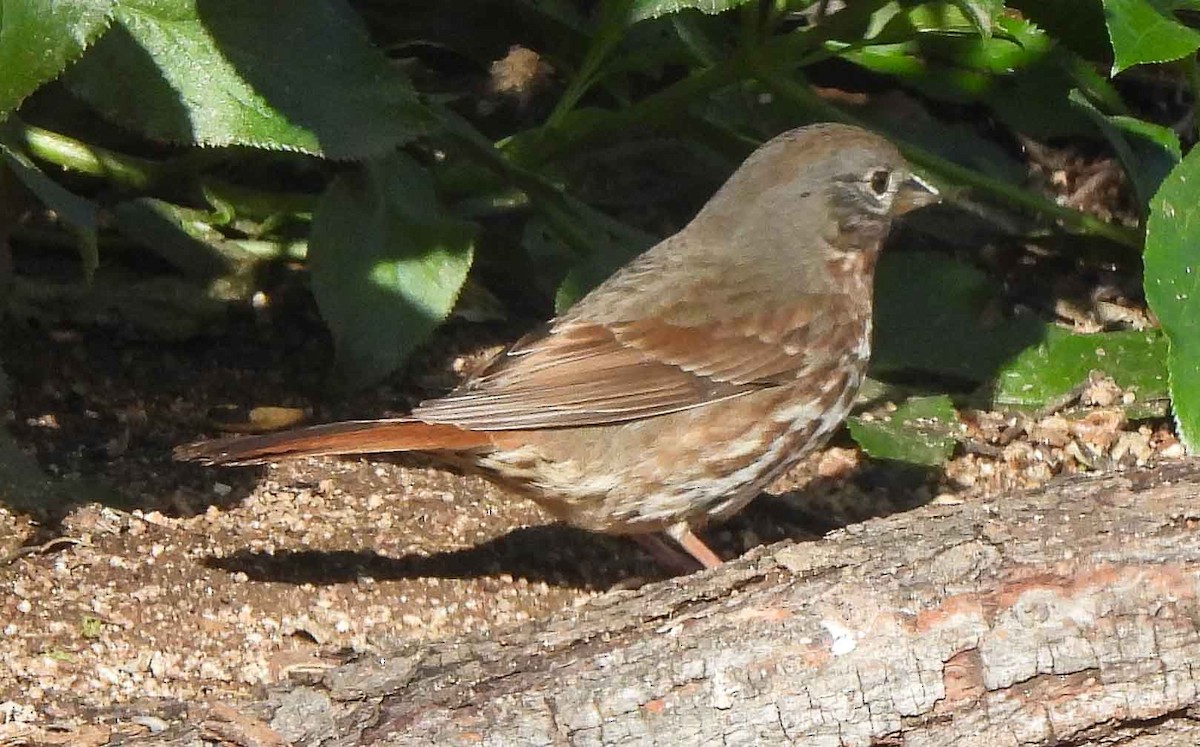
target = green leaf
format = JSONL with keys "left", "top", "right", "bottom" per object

{"left": 1, "top": 142, "right": 99, "bottom": 278}
{"left": 993, "top": 329, "right": 1169, "bottom": 408}
{"left": 872, "top": 1, "right": 992, "bottom": 38}
{"left": 951, "top": 0, "right": 1004, "bottom": 36}
{"left": 520, "top": 215, "right": 584, "bottom": 301}
{"left": 1102, "top": 0, "right": 1200, "bottom": 74}
{"left": 847, "top": 394, "right": 961, "bottom": 466}
{"left": 1007, "top": 0, "right": 1112, "bottom": 60}
{"left": 628, "top": 0, "right": 752, "bottom": 23}
{"left": 0, "top": 0, "right": 115, "bottom": 118}
{"left": 65, "top": 0, "right": 435, "bottom": 158}
{"left": 1146, "top": 147, "right": 1200, "bottom": 449}
{"left": 309, "top": 153, "right": 475, "bottom": 386}
{"left": 555, "top": 243, "right": 645, "bottom": 313}
{"left": 872, "top": 252, "right": 1045, "bottom": 383}
{"left": 843, "top": 15, "right": 1099, "bottom": 138}
{"left": 1107, "top": 115, "right": 1184, "bottom": 162}
{"left": 600, "top": 14, "right": 728, "bottom": 82}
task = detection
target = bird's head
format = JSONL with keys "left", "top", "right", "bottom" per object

{"left": 691, "top": 123, "right": 939, "bottom": 290}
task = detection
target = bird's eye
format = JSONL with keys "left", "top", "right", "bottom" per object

{"left": 867, "top": 169, "right": 892, "bottom": 196}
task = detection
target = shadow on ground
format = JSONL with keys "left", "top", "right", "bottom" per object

{"left": 203, "top": 456, "right": 937, "bottom": 589}
{"left": 205, "top": 524, "right": 673, "bottom": 589}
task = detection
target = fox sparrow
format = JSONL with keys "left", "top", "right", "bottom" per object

{"left": 175, "top": 123, "right": 939, "bottom": 571}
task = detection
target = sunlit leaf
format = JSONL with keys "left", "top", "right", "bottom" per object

{"left": 843, "top": 15, "right": 1098, "bottom": 137}
{"left": 848, "top": 394, "right": 961, "bottom": 466}
{"left": 309, "top": 153, "right": 475, "bottom": 386}
{"left": 1145, "top": 147, "right": 1200, "bottom": 449}
{"left": 1102, "top": 0, "right": 1200, "bottom": 73}
{"left": 66, "top": 0, "right": 435, "bottom": 157}
{"left": 951, "top": 0, "right": 1004, "bottom": 36}
{"left": 993, "top": 329, "right": 1168, "bottom": 408}
{"left": 0, "top": 0, "right": 114, "bottom": 118}
{"left": 628, "top": 0, "right": 752, "bottom": 23}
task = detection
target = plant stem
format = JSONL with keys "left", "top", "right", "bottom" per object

{"left": 501, "top": 56, "right": 750, "bottom": 168}
{"left": 17, "top": 123, "right": 163, "bottom": 191}
{"left": 546, "top": 0, "right": 633, "bottom": 128}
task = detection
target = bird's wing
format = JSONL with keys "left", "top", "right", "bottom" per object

{"left": 412, "top": 295, "right": 856, "bottom": 430}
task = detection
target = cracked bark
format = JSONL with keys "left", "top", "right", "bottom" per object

{"left": 136, "top": 461, "right": 1200, "bottom": 746}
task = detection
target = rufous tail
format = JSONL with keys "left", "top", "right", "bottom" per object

{"left": 173, "top": 419, "right": 493, "bottom": 465}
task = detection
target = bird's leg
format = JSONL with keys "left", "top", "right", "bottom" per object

{"left": 666, "top": 522, "right": 724, "bottom": 569}
{"left": 630, "top": 533, "right": 702, "bottom": 575}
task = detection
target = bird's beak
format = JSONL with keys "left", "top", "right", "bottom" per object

{"left": 893, "top": 173, "right": 940, "bottom": 215}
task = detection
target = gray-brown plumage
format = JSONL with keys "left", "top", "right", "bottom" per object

{"left": 174, "top": 123, "right": 939, "bottom": 571}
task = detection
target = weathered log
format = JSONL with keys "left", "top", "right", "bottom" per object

{"left": 137, "top": 461, "right": 1200, "bottom": 746}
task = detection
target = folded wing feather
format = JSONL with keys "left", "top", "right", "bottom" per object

{"left": 411, "top": 296, "right": 845, "bottom": 430}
